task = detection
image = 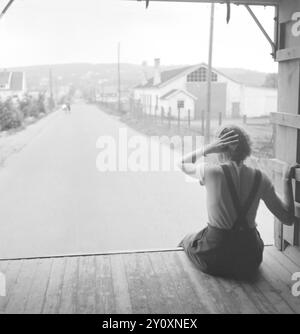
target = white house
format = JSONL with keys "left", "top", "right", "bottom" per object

{"left": 0, "top": 71, "right": 27, "bottom": 100}
{"left": 133, "top": 59, "right": 277, "bottom": 119}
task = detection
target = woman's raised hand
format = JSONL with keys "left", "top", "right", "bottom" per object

{"left": 204, "top": 130, "right": 239, "bottom": 155}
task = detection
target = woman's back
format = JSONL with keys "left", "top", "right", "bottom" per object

{"left": 203, "top": 161, "right": 293, "bottom": 229}
{"left": 203, "top": 162, "right": 262, "bottom": 229}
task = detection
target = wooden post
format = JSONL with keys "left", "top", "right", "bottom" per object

{"left": 161, "top": 107, "right": 164, "bottom": 125}
{"left": 218, "top": 111, "right": 222, "bottom": 126}
{"left": 168, "top": 107, "right": 171, "bottom": 129}
{"left": 205, "top": 3, "right": 215, "bottom": 145}
{"left": 49, "top": 68, "right": 55, "bottom": 110}
{"left": 272, "top": 123, "right": 276, "bottom": 158}
{"left": 117, "top": 42, "right": 121, "bottom": 113}
{"left": 272, "top": 0, "right": 300, "bottom": 250}
{"left": 201, "top": 109, "right": 205, "bottom": 135}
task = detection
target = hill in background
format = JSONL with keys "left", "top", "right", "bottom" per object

{"left": 5, "top": 63, "right": 277, "bottom": 92}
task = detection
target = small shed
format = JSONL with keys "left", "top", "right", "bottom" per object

{"left": 160, "top": 89, "right": 197, "bottom": 119}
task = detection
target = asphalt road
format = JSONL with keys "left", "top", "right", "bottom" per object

{"left": 0, "top": 103, "right": 273, "bottom": 259}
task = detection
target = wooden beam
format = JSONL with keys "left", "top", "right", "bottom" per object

{"left": 271, "top": 112, "right": 300, "bottom": 130}
{"left": 135, "top": 0, "right": 279, "bottom": 6}
{"left": 0, "top": 0, "right": 15, "bottom": 20}
{"left": 296, "top": 168, "right": 300, "bottom": 183}
{"left": 295, "top": 202, "right": 300, "bottom": 219}
{"left": 276, "top": 48, "right": 300, "bottom": 62}
{"left": 0, "top": 247, "right": 184, "bottom": 262}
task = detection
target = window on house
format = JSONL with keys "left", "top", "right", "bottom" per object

{"left": 177, "top": 100, "right": 185, "bottom": 109}
{"left": 187, "top": 67, "right": 218, "bottom": 82}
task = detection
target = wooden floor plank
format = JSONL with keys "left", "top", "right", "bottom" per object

{"left": 0, "top": 260, "right": 23, "bottom": 313}
{"left": 179, "top": 251, "right": 278, "bottom": 314}
{"left": 264, "top": 250, "right": 296, "bottom": 285}
{"left": 215, "top": 277, "right": 261, "bottom": 314}
{"left": 59, "top": 257, "right": 78, "bottom": 314}
{"left": 177, "top": 252, "right": 229, "bottom": 314}
{"left": 161, "top": 252, "right": 210, "bottom": 314}
{"left": 77, "top": 256, "right": 97, "bottom": 314}
{"left": 283, "top": 247, "right": 300, "bottom": 268}
{"left": 24, "top": 259, "right": 53, "bottom": 314}
{"left": 253, "top": 266, "right": 295, "bottom": 314}
{"left": 122, "top": 253, "right": 151, "bottom": 314}
{"left": 42, "top": 257, "right": 66, "bottom": 314}
{"left": 239, "top": 281, "right": 279, "bottom": 314}
{"left": 95, "top": 255, "right": 116, "bottom": 314}
{"left": 0, "top": 261, "right": 9, "bottom": 273}
{"left": 110, "top": 254, "right": 132, "bottom": 314}
{"left": 5, "top": 259, "right": 39, "bottom": 314}
{"left": 133, "top": 252, "right": 174, "bottom": 314}
{"left": 262, "top": 252, "right": 300, "bottom": 314}
{"left": 265, "top": 247, "right": 300, "bottom": 275}
{"left": 0, "top": 261, "right": 9, "bottom": 300}
{"left": 1, "top": 248, "right": 299, "bottom": 314}
{"left": 148, "top": 252, "right": 185, "bottom": 314}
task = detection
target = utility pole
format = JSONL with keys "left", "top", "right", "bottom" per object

{"left": 205, "top": 3, "right": 215, "bottom": 145}
{"left": 49, "top": 68, "right": 54, "bottom": 110}
{"left": 117, "top": 42, "right": 121, "bottom": 112}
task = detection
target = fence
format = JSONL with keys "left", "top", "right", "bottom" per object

{"left": 97, "top": 98, "right": 274, "bottom": 159}
{"left": 128, "top": 99, "right": 201, "bottom": 133}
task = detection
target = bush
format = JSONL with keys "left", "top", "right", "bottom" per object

{"left": 0, "top": 99, "right": 23, "bottom": 131}
{"left": 0, "top": 94, "right": 47, "bottom": 131}
{"left": 37, "top": 94, "right": 46, "bottom": 114}
{"left": 19, "top": 97, "right": 32, "bottom": 118}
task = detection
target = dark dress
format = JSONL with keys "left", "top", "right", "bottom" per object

{"left": 179, "top": 164, "right": 264, "bottom": 279}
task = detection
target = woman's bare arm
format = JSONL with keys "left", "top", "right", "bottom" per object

{"left": 282, "top": 178, "right": 294, "bottom": 220}
{"left": 179, "top": 130, "right": 239, "bottom": 178}
{"left": 281, "top": 164, "right": 300, "bottom": 223}
{"left": 263, "top": 165, "right": 299, "bottom": 226}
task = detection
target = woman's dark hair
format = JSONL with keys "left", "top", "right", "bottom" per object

{"left": 216, "top": 125, "right": 252, "bottom": 164}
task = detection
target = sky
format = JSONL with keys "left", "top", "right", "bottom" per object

{"left": 0, "top": 0, "right": 278, "bottom": 72}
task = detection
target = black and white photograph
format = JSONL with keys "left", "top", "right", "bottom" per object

{"left": 0, "top": 0, "right": 300, "bottom": 317}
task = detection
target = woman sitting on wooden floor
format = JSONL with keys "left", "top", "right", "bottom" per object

{"left": 179, "top": 125, "right": 297, "bottom": 279}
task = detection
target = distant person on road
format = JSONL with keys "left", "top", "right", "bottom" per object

{"left": 179, "top": 125, "right": 297, "bottom": 279}
{"left": 62, "top": 102, "right": 71, "bottom": 114}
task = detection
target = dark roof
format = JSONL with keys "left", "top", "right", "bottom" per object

{"left": 135, "top": 64, "right": 237, "bottom": 89}
{"left": 160, "top": 89, "right": 198, "bottom": 100}
{"left": 0, "top": 71, "right": 24, "bottom": 91}
{"left": 160, "top": 89, "right": 178, "bottom": 100}
{"left": 136, "top": 66, "right": 192, "bottom": 89}
{"left": 135, "top": 63, "right": 274, "bottom": 90}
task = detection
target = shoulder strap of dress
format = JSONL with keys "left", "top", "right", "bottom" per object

{"left": 221, "top": 164, "right": 242, "bottom": 215}
{"left": 241, "top": 169, "right": 262, "bottom": 217}
{"left": 221, "top": 165, "right": 262, "bottom": 224}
